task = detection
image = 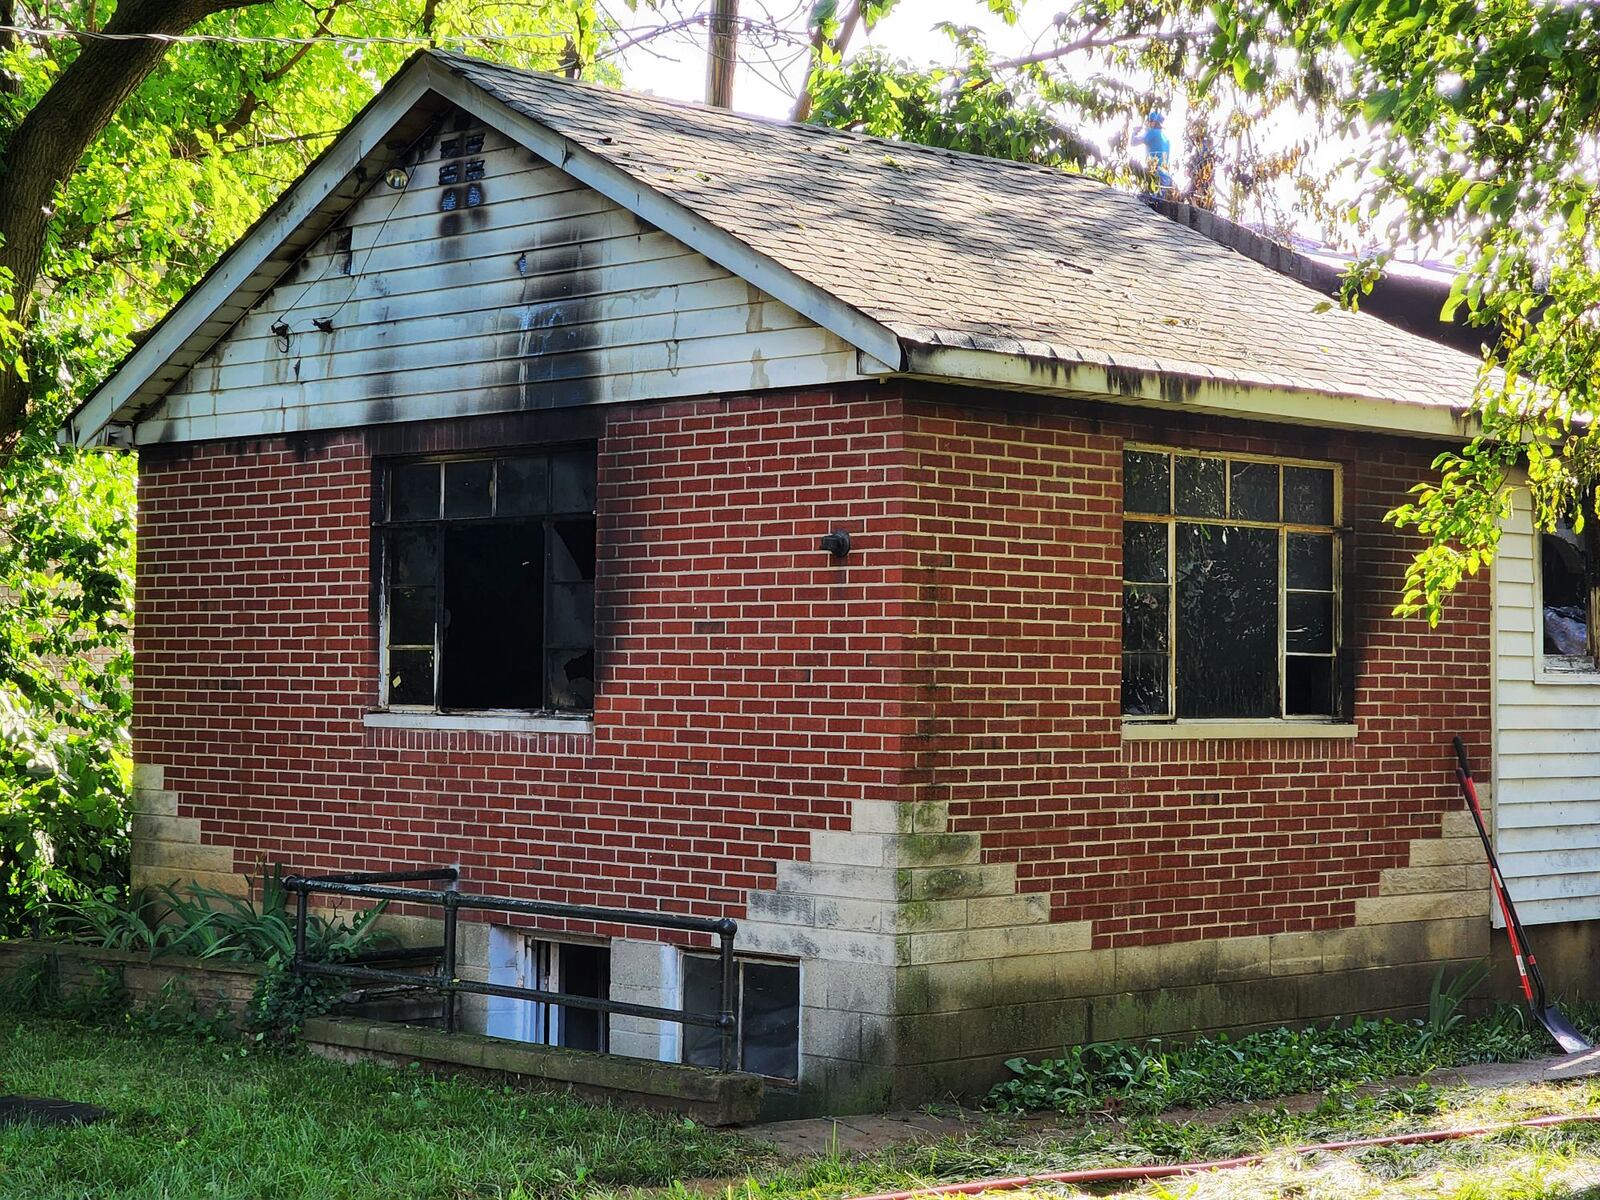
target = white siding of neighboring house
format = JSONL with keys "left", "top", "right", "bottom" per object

{"left": 141, "top": 125, "right": 868, "bottom": 444}
{"left": 1493, "top": 489, "right": 1600, "bottom": 924}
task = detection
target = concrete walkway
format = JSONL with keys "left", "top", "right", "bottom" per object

{"left": 747, "top": 1050, "right": 1600, "bottom": 1158}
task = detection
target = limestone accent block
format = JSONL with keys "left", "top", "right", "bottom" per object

{"left": 736, "top": 918, "right": 898, "bottom": 966}
{"left": 907, "top": 864, "right": 1017, "bottom": 900}
{"left": 907, "top": 919, "right": 1092, "bottom": 966}
{"left": 131, "top": 835, "right": 235, "bottom": 875}
{"left": 774, "top": 862, "right": 904, "bottom": 902}
{"left": 131, "top": 763, "right": 166, "bottom": 792}
{"left": 131, "top": 789, "right": 180, "bottom": 818}
{"left": 1355, "top": 889, "right": 1488, "bottom": 925}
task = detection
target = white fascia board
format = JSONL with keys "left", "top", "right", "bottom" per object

{"left": 63, "top": 66, "right": 439, "bottom": 448}
{"left": 901, "top": 344, "right": 1477, "bottom": 441}
{"left": 419, "top": 59, "right": 907, "bottom": 375}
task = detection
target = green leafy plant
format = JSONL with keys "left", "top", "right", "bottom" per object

{"left": 988, "top": 988, "right": 1586, "bottom": 1116}
{"left": 50, "top": 870, "right": 398, "bottom": 1039}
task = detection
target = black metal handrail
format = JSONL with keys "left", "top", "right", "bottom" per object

{"left": 282, "top": 867, "right": 740, "bottom": 1072}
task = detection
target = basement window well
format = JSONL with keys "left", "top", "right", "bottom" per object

{"left": 375, "top": 448, "right": 596, "bottom": 716}
{"left": 681, "top": 955, "right": 800, "bottom": 1081}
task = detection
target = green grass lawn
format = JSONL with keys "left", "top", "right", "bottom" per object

{"left": 8, "top": 1014, "right": 1600, "bottom": 1200}
{"left": 0, "top": 1015, "right": 748, "bottom": 1199}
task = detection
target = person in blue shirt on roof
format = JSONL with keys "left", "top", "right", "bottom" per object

{"left": 1142, "top": 111, "right": 1174, "bottom": 198}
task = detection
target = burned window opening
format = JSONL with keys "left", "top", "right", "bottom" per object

{"left": 466, "top": 182, "right": 484, "bottom": 207}
{"left": 440, "top": 137, "right": 461, "bottom": 158}
{"left": 378, "top": 449, "right": 597, "bottom": 714}
{"left": 440, "top": 188, "right": 459, "bottom": 212}
{"left": 1541, "top": 511, "right": 1600, "bottom": 663}
{"left": 464, "top": 132, "right": 484, "bottom": 154}
{"left": 439, "top": 162, "right": 460, "bottom": 185}
{"left": 465, "top": 159, "right": 486, "bottom": 180}
{"left": 1122, "top": 448, "right": 1340, "bottom": 721}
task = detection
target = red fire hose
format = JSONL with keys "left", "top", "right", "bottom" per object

{"left": 844, "top": 1112, "right": 1600, "bottom": 1200}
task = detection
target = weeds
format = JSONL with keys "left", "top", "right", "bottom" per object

{"left": 989, "top": 965, "right": 1592, "bottom": 1117}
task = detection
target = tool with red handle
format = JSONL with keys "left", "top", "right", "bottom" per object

{"left": 1453, "top": 735, "right": 1591, "bottom": 1053}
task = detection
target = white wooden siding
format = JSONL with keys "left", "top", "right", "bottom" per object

{"left": 141, "top": 127, "right": 867, "bottom": 444}
{"left": 1492, "top": 491, "right": 1600, "bottom": 924}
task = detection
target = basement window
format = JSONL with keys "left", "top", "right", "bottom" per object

{"left": 1541, "top": 514, "right": 1600, "bottom": 668}
{"left": 378, "top": 448, "right": 596, "bottom": 714}
{"left": 681, "top": 955, "right": 799, "bottom": 1081}
{"left": 485, "top": 931, "right": 610, "bottom": 1051}
{"left": 1122, "top": 447, "right": 1342, "bottom": 721}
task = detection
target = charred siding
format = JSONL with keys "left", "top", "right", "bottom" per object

{"left": 147, "top": 124, "right": 866, "bottom": 443}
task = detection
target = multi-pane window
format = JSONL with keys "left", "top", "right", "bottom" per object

{"left": 1122, "top": 447, "right": 1340, "bottom": 720}
{"left": 377, "top": 448, "right": 596, "bottom": 713}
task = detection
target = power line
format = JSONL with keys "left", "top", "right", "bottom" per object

{"left": 0, "top": 22, "right": 593, "bottom": 48}
{"left": 0, "top": 16, "right": 811, "bottom": 58}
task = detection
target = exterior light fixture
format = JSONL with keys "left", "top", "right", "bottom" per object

{"left": 820, "top": 528, "right": 852, "bottom": 558}
{"left": 384, "top": 166, "right": 409, "bottom": 190}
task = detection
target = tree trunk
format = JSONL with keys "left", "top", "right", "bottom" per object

{"left": 0, "top": 0, "right": 259, "bottom": 444}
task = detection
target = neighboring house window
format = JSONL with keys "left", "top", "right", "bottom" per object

{"left": 1542, "top": 515, "right": 1600, "bottom": 666}
{"left": 681, "top": 955, "right": 800, "bottom": 1080}
{"left": 378, "top": 448, "right": 596, "bottom": 712}
{"left": 1122, "top": 447, "right": 1340, "bottom": 720}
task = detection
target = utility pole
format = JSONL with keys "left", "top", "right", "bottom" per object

{"left": 705, "top": 0, "right": 738, "bottom": 108}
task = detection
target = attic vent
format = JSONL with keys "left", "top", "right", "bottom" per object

{"left": 465, "top": 159, "right": 485, "bottom": 181}
{"left": 441, "top": 188, "right": 459, "bottom": 212}
{"left": 439, "top": 163, "right": 460, "bottom": 185}
{"left": 441, "top": 137, "right": 461, "bottom": 158}
{"left": 464, "top": 132, "right": 484, "bottom": 154}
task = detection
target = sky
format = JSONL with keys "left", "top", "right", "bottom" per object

{"left": 611, "top": 2, "right": 1071, "bottom": 126}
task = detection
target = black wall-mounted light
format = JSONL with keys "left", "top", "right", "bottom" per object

{"left": 820, "top": 528, "right": 852, "bottom": 559}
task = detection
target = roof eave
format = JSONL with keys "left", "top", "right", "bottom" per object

{"left": 899, "top": 342, "right": 1476, "bottom": 441}
{"left": 62, "top": 56, "right": 444, "bottom": 449}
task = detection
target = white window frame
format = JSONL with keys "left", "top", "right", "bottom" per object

{"left": 1121, "top": 444, "right": 1349, "bottom": 731}
{"left": 1532, "top": 511, "right": 1600, "bottom": 683}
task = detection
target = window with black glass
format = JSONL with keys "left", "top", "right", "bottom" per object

{"left": 681, "top": 954, "right": 799, "bottom": 1081}
{"left": 378, "top": 448, "right": 597, "bottom": 713}
{"left": 1122, "top": 447, "right": 1340, "bottom": 721}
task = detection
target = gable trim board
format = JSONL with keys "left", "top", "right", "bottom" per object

{"left": 64, "top": 51, "right": 1482, "bottom": 449}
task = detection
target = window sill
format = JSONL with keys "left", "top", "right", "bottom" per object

{"left": 1122, "top": 720, "right": 1358, "bottom": 742}
{"left": 363, "top": 710, "right": 594, "bottom": 735}
{"left": 1537, "top": 657, "right": 1600, "bottom": 685}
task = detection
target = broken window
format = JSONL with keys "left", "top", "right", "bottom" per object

{"left": 1122, "top": 448, "right": 1341, "bottom": 721}
{"left": 1541, "top": 512, "right": 1600, "bottom": 665}
{"left": 681, "top": 955, "right": 800, "bottom": 1080}
{"left": 378, "top": 448, "right": 597, "bottom": 713}
{"left": 484, "top": 931, "right": 609, "bottom": 1051}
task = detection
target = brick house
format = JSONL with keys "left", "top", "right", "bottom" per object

{"left": 66, "top": 51, "right": 1498, "bottom": 1113}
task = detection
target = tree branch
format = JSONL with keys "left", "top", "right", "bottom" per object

{"left": 0, "top": 0, "right": 265, "bottom": 443}
{"left": 791, "top": 1, "right": 863, "bottom": 123}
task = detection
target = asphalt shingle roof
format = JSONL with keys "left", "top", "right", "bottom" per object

{"left": 438, "top": 50, "right": 1481, "bottom": 411}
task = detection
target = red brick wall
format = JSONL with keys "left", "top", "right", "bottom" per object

{"left": 134, "top": 388, "right": 915, "bottom": 921}
{"left": 135, "top": 382, "right": 1490, "bottom": 948}
{"left": 903, "top": 395, "right": 1491, "bottom": 949}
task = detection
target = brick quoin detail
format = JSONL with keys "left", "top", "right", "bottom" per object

{"left": 902, "top": 397, "right": 1491, "bottom": 951}
{"left": 134, "top": 389, "right": 916, "bottom": 929}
